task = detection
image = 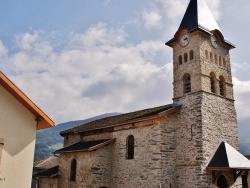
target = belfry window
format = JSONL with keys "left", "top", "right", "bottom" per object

{"left": 179, "top": 55, "right": 182, "bottom": 65}
{"left": 70, "top": 159, "right": 77, "bottom": 182}
{"left": 210, "top": 73, "right": 216, "bottom": 94}
{"left": 189, "top": 50, "right": 194, "bottom": 60}
{"left": 126, "top": 135, "right": 134, "bottom": 159}
{"left": 219, "top": 76, "right": 225, "bottom": 96}
{"left": 210, "top": 52, "right": 213, "bottom": 62}
{"left": 183, "top": 74, "right": 191, "bottom": 94}
{"left": 205, "top": 50, "right": 209, "bottom": 59}
{"left": 184, "top": 53, "right": 188, "bottom": 63}
{"left": 214, "top": 54, "right": 218, "bottom": 64}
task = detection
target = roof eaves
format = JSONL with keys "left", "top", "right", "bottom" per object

{"left": 88, "top": 138, "right": 116, "bottom": 151}
{"left": 0, "top": 71, "right": 54, "bottom": 129}
{"left": 63, "top": 104, "right": 181, "bottom": 135}
{"left": 54, "top": 139, "right": 115, "bottom": 154}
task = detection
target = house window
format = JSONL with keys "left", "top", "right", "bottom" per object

{"left": 184, "top": 53, "right": 188, "bottom": 63}
{"left": 70, "top": 159, "right": 77, "bottom": 182}
{"left": 217, "top": 175, "right": 228, "bottom": 188}
{"left": 210, "top": 73, "right": 216, "bottom": 94}
{"left": 183, "top": 74, "right": 191, "bottom": 94}
{"left": 189, "top": 50, "right": 194, "bottom": 60}
{"left": 179, "top": 55, "right": 182, "bottom": 65}
{"left": 126, "top": 135, "right": 134, "bottom": 159}
{"left": 219, "top": 76, "right": 225, "bottom": 96}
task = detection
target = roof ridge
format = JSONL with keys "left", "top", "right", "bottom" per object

{"left": 60, "top": 103, "right": 174, "bottom": 135}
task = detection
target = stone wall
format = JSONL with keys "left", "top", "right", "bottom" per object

{"left": 174, "top": 91, "right": 239, "bottom": 188}
{"left": 58, "top": 143, "right": 113, "bottom": 188}
{"left": 39, "top": 178, "right": 58, "bottom": 188}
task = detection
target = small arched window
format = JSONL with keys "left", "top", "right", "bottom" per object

{"left": 210, "top": 73, "right": 216, "bottom": 94}
{"left": 214, "top": 54, "right": 218, "bottom": 64}
{"left": 183, "top": 74, "right": 191, "bottom": 94}
{"left": 179, "top": 55, "right": 183, "bottom": 65}
{"left": 217, "top": 175, "right": 228, "bottom": 188}
{"left": 210, "top": 52, "right": 213, "bottom": 62}
{"left": 219, "top": 76, "right": 225, "bottom": 96}
{"left": 223, "top": 59, "right": 227, "bottom": 68}
{"left": 126, "top": 135, "right": 134, "bottom": 159}
{"left": 189, "top": 50, "right": 194, "bottom": 60}
{"left": 205, "top": 50, "right": 209, "bottom": 59}
{"left": 184, "top": 53, "right": 188, "bottom": 63}
{"left": 70, "top": 159, "right": 77, "bottom": 182}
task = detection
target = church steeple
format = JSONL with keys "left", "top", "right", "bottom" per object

{"left": 166, "top": 0, "right": 234, "bottom": 48}
{"left": 166, "top": 0, "right": 235, "bottom": 101}
{"left": 179, "top": 0, "right": 220, "bottom": 32}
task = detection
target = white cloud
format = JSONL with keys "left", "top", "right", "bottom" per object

{"left": 141, "top": 9, "right": 162, "bottom": 29}
{"left": 233, "top": 77, "right": 250, "bottom": 121}
{"left": 15, "top": 32, "right": 39, "bottom": 51}
{"left": 0, "top": 40, "right": 8, "bottom": 57}
{"left": 2, "top": 24, "right": 172, "bottom": 124}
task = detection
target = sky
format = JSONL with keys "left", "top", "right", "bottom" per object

{"left": 0, "top": 0, "right": 249, "bottom": 141}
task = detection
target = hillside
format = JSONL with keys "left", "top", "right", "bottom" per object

{"left": 34, "top": 113, "right": 120, "bottom": 160}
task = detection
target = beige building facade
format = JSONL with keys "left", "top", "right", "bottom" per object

{"left": 0, "top": 71, "right": 54, "bottom": 188}
{"left": 35, "top": 0, "right": 250, "bottom": 187}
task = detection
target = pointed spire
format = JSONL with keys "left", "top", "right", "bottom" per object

{"left": 179, "top": 0, "right": 220, "bottom": 32}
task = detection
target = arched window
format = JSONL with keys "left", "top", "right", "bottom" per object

{"left": 205, "top": 50, "right": 209, "bottom": 59}
{"left": 214, "top": 54, "right": 217, "bottom": 64}
{"left": 223, "top": 59, "right": 227, "bottom": 68}
{"left": 219, "top": 76, "right": 225, "bottom": 96}
{"left": 219, "top": 56, "right": 222, "bottom": 65}
{"left": 183, "top": 74, "right": 191, "bottom": 94}
{"left": 184, "top": 53, "right": 188, "bottom": 63}
{"left": 210, "top": 73, "right": 216, "bottom": 94}
{"left": 242, "top": 171, "right": 248, "bottom": 188}
{"left": 189, "top": 50, "right": 194, "bottom": 60}
{"left": 179, "top": 55, "right": 183, "bottom": 65}
{"left": 210, "top": 52, "right": 213, "bottom": 62}
{"left": 126, "top": 135, "right": 134, "bottom": 159}
{"left": 70, "top": 159, "right": 77, "bottom": 182}
{"left": 217, "top": 175, "right": 228, "bottom": 188}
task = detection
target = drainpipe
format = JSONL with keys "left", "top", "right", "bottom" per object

{"left": 0, "top": 138, "right": 5, "bottom": 182}
{"left": 0, "top": 138, "right": 4, "bottom": 167}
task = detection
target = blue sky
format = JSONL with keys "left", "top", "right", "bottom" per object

{"left": 0, "top": 0, "right": 250, "bottom": 142}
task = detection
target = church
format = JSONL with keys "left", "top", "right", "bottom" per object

{"left": 34, "top": 0, "right": 250, "bottom": 187}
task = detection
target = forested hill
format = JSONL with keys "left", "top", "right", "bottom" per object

{"left": 34, "top": 113, "right": 120, "bottom": 161}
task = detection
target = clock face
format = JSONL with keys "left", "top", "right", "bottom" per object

{"left": 179, "top": 34, "right": 189, "bottom": 47}
{"left": 211, "top": 35, "right": 219, "bottom": 48}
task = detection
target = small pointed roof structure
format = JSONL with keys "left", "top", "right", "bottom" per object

{"left": 207, "top": 141, "right": 250, "bottom": 170}
{"left": 165, "top": 0, "right": 235, "bottom": 48}
{"left": 179, "top": 0, "right": 220, "bottom": 32}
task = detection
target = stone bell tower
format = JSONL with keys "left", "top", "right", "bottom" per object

{"left": 166, "top": 0, "right": 240, "bottom": 187}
